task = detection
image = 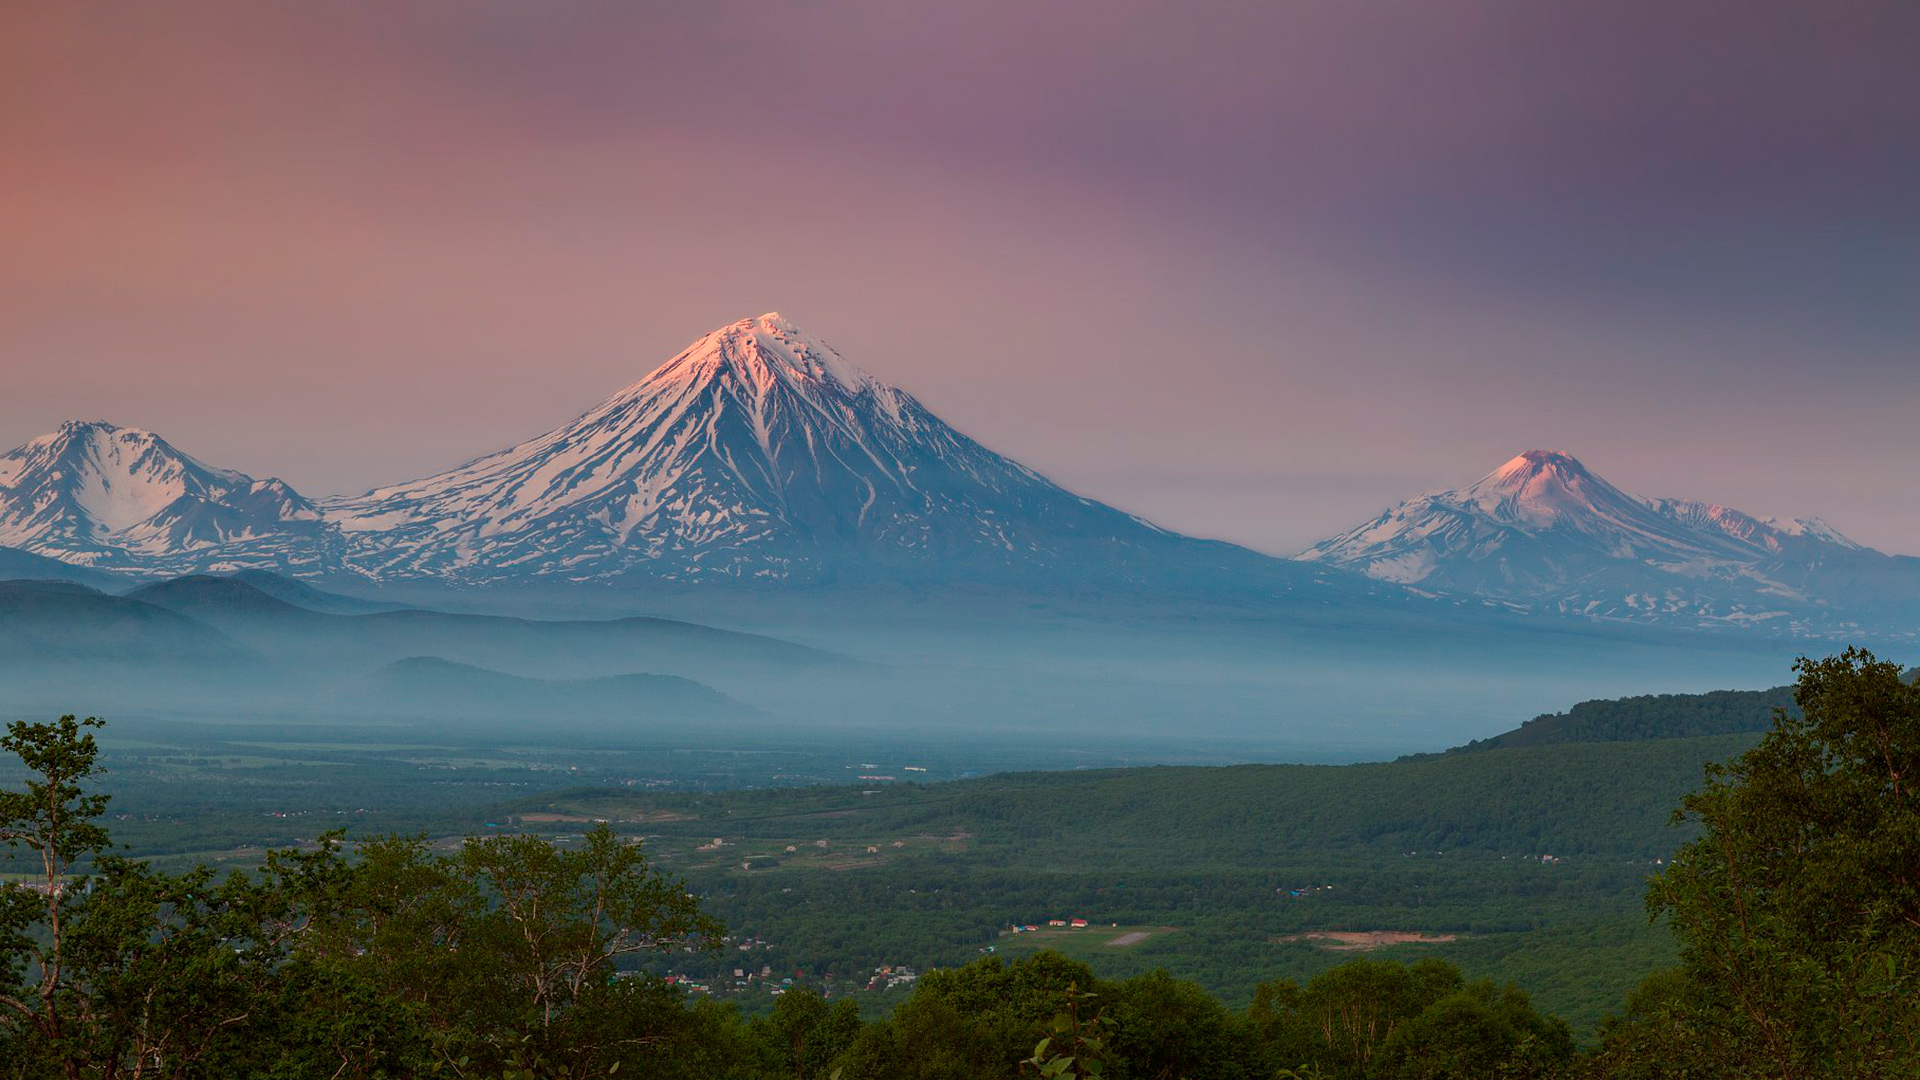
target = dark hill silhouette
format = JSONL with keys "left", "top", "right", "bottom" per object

{"left": 0, "top": 579, "right": 259, "bottom": 667}
{"left": 120, "top": 574, "right": 846, "bottom": 689}
{"left": 228, "top": 569, "right": 406, "bottom": 614}
{"left": 332, "top": 656, "right": 750, "bottom": 725}
{"left": 0, "top": 546, "right": 125, "bottom": 590}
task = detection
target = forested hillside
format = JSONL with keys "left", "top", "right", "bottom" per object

{"left": 530, "top": 733, "right": 1756, "bottom": 862}
{"left": 1432, "top": 668, "right": 1920, "bottom": 757}
{"left": 3, "top": 650, "right": 1915, "bottom": 1077}
{"left": 507, "top": 735, "right": 1756, "bottom": 1029}
{"left": 1434, "top": 686, "right": 1793, "bottom": 755}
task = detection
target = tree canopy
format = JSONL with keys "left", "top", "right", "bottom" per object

{"left": 1597, "top": 648, "right": 1920, "bottom": 1078}
{"left": 2, "top": 646, "right": 1917, "bottom": 1077}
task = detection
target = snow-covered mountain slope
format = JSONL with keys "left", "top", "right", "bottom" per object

{"left": 323, "top": 313, "right": 1298, "bottom": 587}
{"left": 9, "top": 330, "right": 1910, "bottom": 641}
{"left": 0, "top": 421, "right": 337, "bottom": 575}
{"left": 1298, "top": 450, "right": 1920, "bottom": 634}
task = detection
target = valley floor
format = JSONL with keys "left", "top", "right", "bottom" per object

{"left": 0, "top": 713, "right": 1753, "bottom": 1037}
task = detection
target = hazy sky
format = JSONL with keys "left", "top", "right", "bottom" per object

{"left": 4, "top": 1, "right": 1916, "bottom": 554}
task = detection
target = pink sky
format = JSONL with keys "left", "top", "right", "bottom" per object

{"left": 3, "top": 1, "right": 1916, "bottom": 554}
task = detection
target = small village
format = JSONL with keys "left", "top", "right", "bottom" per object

{"left": 641, "top": 931, "right": 926, "bottom": 1001}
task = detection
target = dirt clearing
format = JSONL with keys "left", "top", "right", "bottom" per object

{"left": 1275, "top": 931, "right": 1457, "bottom": 951}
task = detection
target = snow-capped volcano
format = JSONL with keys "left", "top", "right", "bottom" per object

{"left": 9, "top": 335, "right": 1909, "bottom": 638}
{"left": 324, "top": 313, "right": 1253, "bottom": 584}
{"left": 0, "top": 316, "right": 1357, "bottom": 595}
{"left": 0, "top": 421, "right": 335, "bottom": 574}
{"left": 1299, "top": 450, "right": 1919, "bottom": 633}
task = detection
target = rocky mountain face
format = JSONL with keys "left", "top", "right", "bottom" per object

{"left": 0, "top": 316, "right": 1318, "bottom": 593}
{"left": 0, "top": 421, "right": 335, "bottom": 575}
{"left": 320, "top": 312, "right": 1285, "bottom": 587}
{"left": 1298, "top": 450, "right": 1920, "bottom": 635}
{"left": 3, "top": 331, "right": 1914, "bottom": 642}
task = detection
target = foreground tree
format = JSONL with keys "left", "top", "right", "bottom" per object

{"left": 750, "top": 987, "right": 863, "bottom": 1079}
{"left": 0, "top": 715, "right": 110, "bottom": 1076}
{"left": 1598, "top": 648, "right": 1920, "bottom": 1078}
{"left": 0, "top": 715, "right": 726, "bottom": 1079}
{"left": 0, "top": 718, "right": 426, "bottom": 1078}
{"left": 296, "top": 825, "right": 726, "bottom": 1077}
{"left": 1250, "top": 956, "right": 1570, "bottom": 1080}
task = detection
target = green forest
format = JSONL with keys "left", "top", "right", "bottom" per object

{"left": 1433, "top": 686, "right": 1797, "bottom": 754}
{"left": 2, "top": 649, "right": 1916, "bottom": 1077}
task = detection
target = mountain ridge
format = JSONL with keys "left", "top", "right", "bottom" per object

{"left": 0, "top": 316, "right": 1361, "bottom": 596}
{"left": 1, "top": 323, "right": 1913, "bottom": 641}
{"left": 0, "top": 578, "right": 265, "bottom": 668}
{"left": 0, "top": 420, "right": 336, "bottom": 575}
{"left": 330, "top": 655, "right": 751, "bottom": 725}
{"left": 1299, "top": 450, "right": 1920, "bottom": 635}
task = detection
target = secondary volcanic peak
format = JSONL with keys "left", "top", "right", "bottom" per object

{"left": 1, "top": 334, "right": 1906, "bottom": 633}
{"left": 1297, "top": 448, "right": 1917, "bottom": 633}
{"left": 0, "top": 420, "right": 326, "bottom": 570}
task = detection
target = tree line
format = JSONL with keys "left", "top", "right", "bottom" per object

{"left": 2, "top": 647, "right": 1915, "bottom": 1077}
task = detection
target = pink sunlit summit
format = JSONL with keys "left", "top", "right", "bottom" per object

{"left": 1299, "top": 449, "right": 1911, "bottom": 633}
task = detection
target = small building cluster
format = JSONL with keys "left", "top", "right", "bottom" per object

{"left": 864, "top": 965, "right": 918, "bottom": 992}
{"left": 1012, "top": 916, "right": 1092, "bottom": 932}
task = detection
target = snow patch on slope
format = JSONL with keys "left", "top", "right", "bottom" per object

{"left": 1297, "top": 450, "right": 1912, "bottom": 635}
{"left": 0, "top": 421, "right": 334, "bottom": 572}
{"left": 323, "top": 312, "right": 1174, "bottom": 583}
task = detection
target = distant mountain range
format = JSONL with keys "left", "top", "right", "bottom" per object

{"left": 0, "top": 578, "right": 259, "bottom": 667}
{"left": 0, "top": 316, "right": 1914, "bottom": 638}
{"left": 0, "top": 314, "right": 1344, "bottom": 597}
{"left": 0, "top": 544, "right": 124, "bottom": 590}
{"left": 0, "top": 571, "right": 827, "bottom": 731}
{"left": 1298, "top": 449, "right": 1920, "bottom": 634}
{"left": 118, "top": 572, "right": 840, "bottom": 682}
{"left": 328, "top": 657, "right": 749, "bottom": 727}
